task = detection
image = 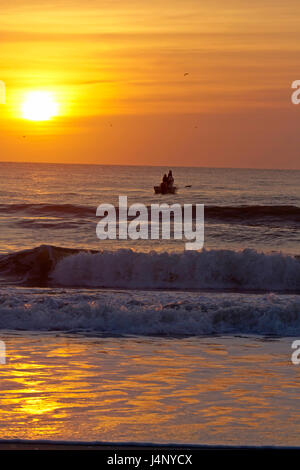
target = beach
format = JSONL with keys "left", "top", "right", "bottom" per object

{"left": 0, "top": 331, "right": 299, "bottom": 446}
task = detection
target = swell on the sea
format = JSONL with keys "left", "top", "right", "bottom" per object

{"left": 1, "top": 203, "right": 300, "bottom": 223}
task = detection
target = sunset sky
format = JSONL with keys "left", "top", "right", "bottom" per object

{"left": 1, "top": 0, "right": 300, "bottom": 168}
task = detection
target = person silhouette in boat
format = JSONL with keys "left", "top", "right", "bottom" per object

{"left": 167, "top": 170, "right": 174, "bottom": 188}
{"left": 160, "top": 171, "right": 174, "bottom": 193}
{"left": 161, "top": 173, "right": 168, "bottom": 192}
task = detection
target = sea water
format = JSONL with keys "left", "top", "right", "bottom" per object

{"left": 0, "top": 162, "right": 299, "bottom": 445}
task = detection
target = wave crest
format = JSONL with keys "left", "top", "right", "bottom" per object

{"left": 0, "top": 290, "right": 299, "bottom": 335}
{"left": 0, "top": 245, "right": 299, "bottom": 292}
{"left": 51, "top": 247, "right": 300, "bottom": 292}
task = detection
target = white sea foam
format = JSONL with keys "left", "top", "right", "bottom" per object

{"left": 0, "top": 289, "right": 300, "bottom": 336}
{"left": 50, "top": 248, "right": 300, "bottom": 291}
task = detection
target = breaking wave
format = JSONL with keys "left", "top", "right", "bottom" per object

{"left": 0, "top": 289, "right": 299, "bottom": 336}
{"left": 0, "top": 245, "right": 299, "bottom": 292}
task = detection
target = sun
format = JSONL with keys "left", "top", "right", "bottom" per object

{"left": 21, "top": 91, "right": 59, "bottom": 121}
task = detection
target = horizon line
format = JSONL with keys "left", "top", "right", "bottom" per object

{"left": 0, "top": 161, "right": 299, "bottom": 172}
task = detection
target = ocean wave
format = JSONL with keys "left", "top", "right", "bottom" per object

{"left": 15, "top": 219, "right": 86, "bottom": 229}
{"left": 51, "top": 248, "right": 300, "bottom": 291}
{"left": 0, "top": 289, "right": 299, "bottom": 335}
{"left": 205, "top": 205, "right": 300, "bottom": 224}
{"left": 0, "top": 203, "right": 95, "bottom": 218}
{"left": 0, "top": 245, "right": 299, "bottom": 292}
{"left": 0, "top": 203, "right": 299, "bottom": 224}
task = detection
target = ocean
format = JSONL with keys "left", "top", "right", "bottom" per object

{"left": 0, "top": 162, "right": 300, "bottom": 445}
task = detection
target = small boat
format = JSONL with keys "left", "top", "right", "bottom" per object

{"left": 154, "top": 185, "right": 177, "bottom": 195}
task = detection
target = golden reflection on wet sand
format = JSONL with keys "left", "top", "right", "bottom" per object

{"left": 0, "top": 334, "right": 299, "bottom": 445}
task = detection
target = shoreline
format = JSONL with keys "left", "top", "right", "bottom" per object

{"left": 0, "top": 440, "right": 299, "bottom": 451}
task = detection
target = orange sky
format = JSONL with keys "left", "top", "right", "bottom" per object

{"left": 0, "top": 0, "right": 300, "bottom": 168}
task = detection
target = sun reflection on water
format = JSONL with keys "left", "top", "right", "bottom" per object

{"left": 0, "top": 334, "right": 299, "bottom": 444}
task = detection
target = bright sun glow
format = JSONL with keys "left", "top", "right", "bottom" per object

{"left": 21, "top": 91, "right": 59, "bottom": 121}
